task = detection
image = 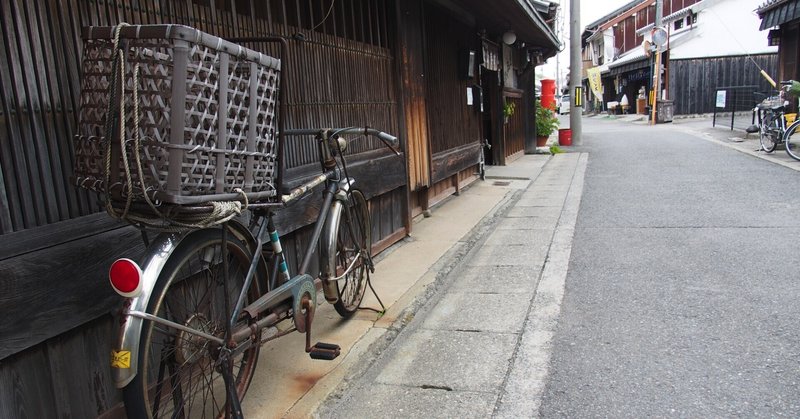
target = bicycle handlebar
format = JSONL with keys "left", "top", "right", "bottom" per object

{"left": 283, "top": 127, "right": 400, "bottom": 155}
{"left": 284, "top": 127, "right": 397, "bottom": 145}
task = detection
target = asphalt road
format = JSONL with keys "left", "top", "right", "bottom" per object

{"left": 539, "top": 118, "right": 800, "bottom": 417}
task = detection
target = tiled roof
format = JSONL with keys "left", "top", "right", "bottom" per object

{"left": 756, "top": 0, "right": 800, "bottom": 29}
{"left": 757, "top": 0, "right": 790, "bottom": 14}
{"left": 584, "top": 0, "right": 648, "bottom": 30}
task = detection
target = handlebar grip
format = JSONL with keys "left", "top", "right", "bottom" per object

{"left": 781, "top": 80, "right": 795, "bottom": 86}
{"left": 376, "top": 131, "right": 399, "bottom": 148}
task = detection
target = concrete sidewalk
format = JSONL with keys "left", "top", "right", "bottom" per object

{"left": 244, "top": 152, "right": 567, "bottom": 418}
{"left": 316, "top": 152, "right": 588, "bottom": 418}
{"left": 670, "top": 116, "right": 800, "bottom": 172}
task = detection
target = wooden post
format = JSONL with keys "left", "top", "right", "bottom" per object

{"left": 651, "top": 0, "right": 663, "bottom": 126}
{"left": 569, "top": 0, "right": 582, "bottom": 144}
{"left": 651, "top": 48, "right": 661, "bottom": 125}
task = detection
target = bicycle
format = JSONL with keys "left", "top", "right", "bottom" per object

{"left": 751, "top": 81, "right": 800, "bottom": 161}
{"left": 752, "top": 90, "right": 787, "bottom": 153}
{"left": 112, "top": 126, "right": 397, "bottom": 419}
{"left": 778, "top": 81, "right": 800, "bottom": 161}
{"left": 476, "top": 138, "right": 491, "bottom": 180}
{"left": 74, "top": 25, "right": 398, "bottom": 418}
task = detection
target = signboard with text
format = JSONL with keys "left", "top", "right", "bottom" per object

{"left": 715, "top": 90, "right": 726, "bottom": 108}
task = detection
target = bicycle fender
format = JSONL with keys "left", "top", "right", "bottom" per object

{"left": 319, "top": 180, "right": 353, "bottom": 303}
{"left": 112, "top": 231, "right": 185, "bottom": 389}
{"left": 320, "top": 199, "right": 344, "bottom": 303}
{"left": 112, "top": 220, "right": 262, "bottom": 389}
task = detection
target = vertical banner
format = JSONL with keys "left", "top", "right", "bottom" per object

{"left": 587, "top": 67, "right": 603, "bottom": 100}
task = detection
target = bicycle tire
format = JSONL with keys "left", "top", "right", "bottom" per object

{"left": 785, "top": 120, "right": 800, "bottom": 161}
{"left": 760, "top": 113, "right": 778, "bottom": 153}
{"left": 122, "top": 228, "right": 262, "bottom": 419}
{"left": 332, "top": 189, "right": 371, "bottom": 318}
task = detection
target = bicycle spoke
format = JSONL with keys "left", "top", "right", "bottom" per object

{"left": 130, "top": 231, "right": 260, "bottom": 419}
{"left": 168, "top": 361, "right": 186, "bottom": 419}
{"left": 152, "top": 347, "right": 168, "bottom": 416}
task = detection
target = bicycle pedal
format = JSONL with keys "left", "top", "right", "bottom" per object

{"left": 308, "top": 342, "right": 341, "bottom": 360}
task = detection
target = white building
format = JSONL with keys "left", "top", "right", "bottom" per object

{"left": 582, "top": 0, "right": 777, "bottom": 115}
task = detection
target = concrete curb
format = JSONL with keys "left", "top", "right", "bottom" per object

{"left": 494, "top": 153, "right": 588, "bottom": 417}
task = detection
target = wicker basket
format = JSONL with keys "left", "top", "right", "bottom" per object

{"left": 74, "top": 25, "right": 281, "bottom": 206}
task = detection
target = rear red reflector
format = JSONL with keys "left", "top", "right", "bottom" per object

{"left": 109, "top": 258, "right": 142, "bottom": 297}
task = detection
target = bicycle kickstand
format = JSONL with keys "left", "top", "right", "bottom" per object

{"left": 302, "top": 297, "right": 341, "bottom": 360}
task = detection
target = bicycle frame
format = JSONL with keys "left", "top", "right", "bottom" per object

{"left": 111, "top": 129, "right": 381, "bottom": 389}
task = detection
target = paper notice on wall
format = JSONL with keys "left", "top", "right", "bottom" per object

{"left": 716, "top": 90, "right": 726, "bottom": 108}
{"left": 467, "top": 88, "right": 473, "bottom": 105}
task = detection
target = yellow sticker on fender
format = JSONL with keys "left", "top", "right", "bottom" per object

{"left": 111, "top": 350, "right": 131, "bottom": 368}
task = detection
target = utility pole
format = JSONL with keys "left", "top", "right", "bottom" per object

{"left": 650, "top": 0, "right": 663, "bottom": 125}
{"left": 569, "top": 0, "right": 582, "bottom": 144}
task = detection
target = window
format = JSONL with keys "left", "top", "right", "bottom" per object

{"left": 687, "top": 13, "right": 697, "bottom": 25}
{"left": 674, "top": 19, "right": 684, "bottom": 30}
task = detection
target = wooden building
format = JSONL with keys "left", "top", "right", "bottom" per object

{"left": 757, "top": 0, "right": 800, "bottom": 82}
{"left": 0, "top": 0, "right": 558, "bottom": 416}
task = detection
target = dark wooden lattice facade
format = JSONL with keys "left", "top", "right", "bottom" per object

{"left": 0, "top": 0, "right": 558, "bottom": 416}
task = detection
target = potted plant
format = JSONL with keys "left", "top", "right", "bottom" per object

{"left": 503, "top": 101, "right": 516, "bottom": 123}
{"left": 535, "top": 99, "right": 559, "bottom": 147}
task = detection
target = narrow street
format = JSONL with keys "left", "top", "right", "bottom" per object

{"left": 540, "top": 117, "right": 800, "bottom": 416}
{"left": 317, "top": 116, "right": 800, "bottom": 417}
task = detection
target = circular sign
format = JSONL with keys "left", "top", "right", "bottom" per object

{"left": 651, "top": 27, "right": 668, "bottom": 47}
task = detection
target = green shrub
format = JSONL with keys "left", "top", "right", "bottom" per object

{"left": 535, "top": 100, "right": 559, "bottom": 137}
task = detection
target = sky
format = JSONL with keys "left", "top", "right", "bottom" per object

{"left": 540, "top": 0, "right": 634, "bottom": 84}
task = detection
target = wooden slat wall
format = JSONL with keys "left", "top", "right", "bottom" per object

{"left": 503, "top": 96, "right": 524, "bottom": 157}
{"left": 0, "top": 0, "right": 95, "bottom": 233}
{"left": 423, "top": 2, "right": 481, "bottom": 156}
{"left": 0, "top": 0, "right": 399, "bottom": 236}
{"left": 668, "top": 54, "right": 777, "bottom": 115}
{"left": 0, "top": 1, "right": 407, "bottom": 417}
{"left": 420, "top": 1, "right": 482, "bottom": 190}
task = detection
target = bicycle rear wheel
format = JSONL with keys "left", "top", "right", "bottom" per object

{"left": 785, "top": 121, "right": 800, "bottom": 161}
{"left": 123, "top": 228, "right": 262, "bottom": 419}
{"left": 333, "top": 189, "right": 371, "bottom": 318}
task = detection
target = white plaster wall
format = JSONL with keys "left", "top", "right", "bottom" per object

{"left": 669, "top": 0, "right": 778, "bottom": 59}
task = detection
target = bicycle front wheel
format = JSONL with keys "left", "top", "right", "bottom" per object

{"left": 760, "top": 115, "right": 778, "bottom": 153}
{"left": 123, "top": 228, "right": 262, "bottom": 419}
{"left": 333, "top": 189, "right": 372, "bottom": 318}
{"left": 785, "top": 121, "right": 800, "bottom": 161}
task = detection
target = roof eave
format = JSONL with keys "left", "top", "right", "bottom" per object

{"left": 516, "top": 0, "right": 562, "bottom": 55}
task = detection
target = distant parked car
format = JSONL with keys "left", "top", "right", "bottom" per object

{"left": 557, "top": 94, "right": 571, "bottom": 115}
